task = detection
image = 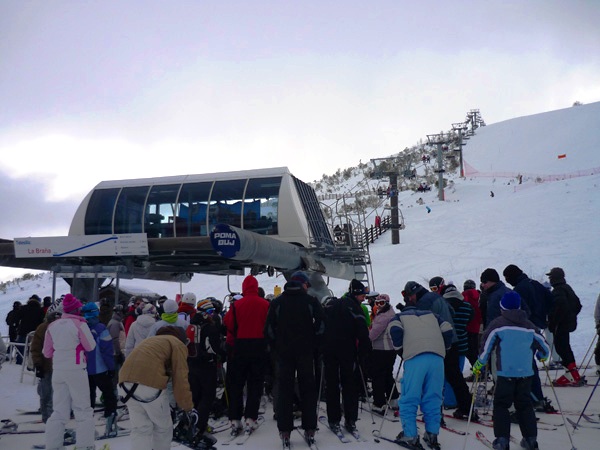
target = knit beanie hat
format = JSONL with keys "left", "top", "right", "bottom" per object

{"left": 429, "top": 276, "right": 445, "bottom": 290}
{"left": 503, "top": 264, "right": 523, "bottom": 286}
{"left": 196, "top": 299, "right": 215, "bottom": 315}
{"left": 291, "top": 271, "right": 311, "bottom": 287}
{"left": 181, "top": 292, "right": 197, "bottom": 305}
{"left": 163, "top": 299, "right": 179, "bottom": 314}
{"left": 141, "top": 304, "right": 157, "bottom": 315}
{"left": 480, "top": 268, "right": 500, "bottom": 283}
{"left": 463, "top": 279, "right": 477, "bottom": 290}
{"left": 349, "top": 279, "right": 366, "bottom": 295}
{"left": 62, "top": 294, "right": 83, "bottom": 314}
{"left": 500, "top": 291, "right": 521, "bottom": 310}
{"left": 81, "top": 302, "right": 100, "bottom": 319}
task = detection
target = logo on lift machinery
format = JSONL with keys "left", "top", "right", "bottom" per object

{"left": 210, "top": 223, "right": 241, "bottom": 258}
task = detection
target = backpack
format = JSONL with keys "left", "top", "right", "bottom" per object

{"left": 186, "top": 323, "right": 217, "bottom": 361}
{"left": 531, "top": 280, "right": 554, "bottom": 325}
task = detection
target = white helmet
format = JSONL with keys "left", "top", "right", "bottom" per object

{"left": 181, "top": 292, "right": 197, "bottom": 305}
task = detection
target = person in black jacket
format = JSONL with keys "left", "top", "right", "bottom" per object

{"left": 263, "top": 271, "right": 325, "bottom": 446}
{"left": 6, "top": 301, "right": 22, "bottom": 343}
{"left": 546, "top": 267, "right": 584, "bottom": 386}
{"left": 185, "top": 299, "right": 226, "bottom": 448}
{"left": 323, "top": 279, "right": 372, "bottom": 435}
{"left": 15, "top": 295, "right": 45, "bottom": 364}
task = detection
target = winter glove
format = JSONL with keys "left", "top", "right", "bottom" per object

{"left": 34, "top": 365, "right": 45, "bottom": 379}
{"left": 187, "top": 408, "right": 199, "bottom": 427}
{"left": 472, "top": 359, "right": 484, "bottom": 377}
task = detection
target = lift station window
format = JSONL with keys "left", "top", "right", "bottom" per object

{"left": 85, "top": 188, "right": 120, "bottom": 235}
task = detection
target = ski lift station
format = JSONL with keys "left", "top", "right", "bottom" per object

{"left": 0, "top": 167, "right": 372, "bottom": 301}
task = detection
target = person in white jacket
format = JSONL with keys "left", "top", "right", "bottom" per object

{"left": 43, "top": 294, "right": 96, "bottom": 450}
{"left": 125, "top": 303, "right": 157, "bottom": 357}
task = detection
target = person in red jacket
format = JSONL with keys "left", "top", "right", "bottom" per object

{"left": 462, "top": 279, "right": 482, "bottom": 366}
{"left": 223, "top": 275, "right": 270, "bottom": 435}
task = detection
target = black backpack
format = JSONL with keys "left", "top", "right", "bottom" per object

{"left": 531, "top": 280, "right": 554, "bottom": 324}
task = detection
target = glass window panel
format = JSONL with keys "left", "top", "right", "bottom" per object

{"left": 84, "top": 188, "right": 120, "bottom": 235}
{"left": 145, "top": 184, "right": 180, "bottom": 238}
{"left": 177, "top": 182, "right": 213, "bottom": 236}
{"left": 208, "top": 179, "right": 247, "bottom": 230}
{"left": 243, "top": 177, "right": 281, "bottom": 235}
{"left": 114, "top": 186, "right": 149, "bottom": 234}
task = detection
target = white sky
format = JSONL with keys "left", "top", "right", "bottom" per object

{"left": 1, "top": 1, "right": 599, "bottom": 201}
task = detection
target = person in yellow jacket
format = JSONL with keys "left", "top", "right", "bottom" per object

{"left": 119, "top": 326, "right": 197, "bottom": 450}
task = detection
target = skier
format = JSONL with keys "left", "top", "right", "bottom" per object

{"left": 387, "top": 281, "right": 454, "bottom": 450}
{"left": 81, "top": 302, "right": 118, "bottom": 432}
{"left": 322, "top": 279, "right": 372, "bottom": 436}
{"left": 185, "top": 298, "right": 226, "bottom": 448}
{"left": 462, "top": 279, "right": 482, "bottom": 367}
{"left": 30, "top": 301, "right": 63, "bottom": 423}
{"left": 119, "top": 326, "right": 198, "bottom": 450}
{"left": 124, "top": 303, "right": 157, "bottom": 357}
{"left": 425, "top": 277, "right": 477, "bottom": 421}
{"left": 369, "top": 294, "right": 399, "bottom": 415}
{"left": 43, "top": 294, "right": 97, "bottom": 450}
{"left": 264, "top": 271, "right": 325, "bottom": 447}
{"left": 223, "top": 275, "right": 270, "bottom": 435}
{"left": 473, "top": 291, "right": 549, "bottom": 450}
{"left": 546, "top": 267, "right": 584, "bottom": 386}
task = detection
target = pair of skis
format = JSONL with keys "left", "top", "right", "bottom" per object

{"left": 318, "top": 416, "right": 367, "bottom": 443}
{"left": 222, "top": 416, "right": 265, "bottom": 445}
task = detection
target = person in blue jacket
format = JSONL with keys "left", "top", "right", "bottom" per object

{"left": 81, "top": 302, "right": 118, "bottom": 433}
{"left": 473, "top": 291, "right": 549, "bottom": 450}
{"left": 387, "top": 281, "right": 454, "bottom": 450}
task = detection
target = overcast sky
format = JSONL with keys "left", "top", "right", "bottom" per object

{"left": 1, "top": 0, "right": 599, "bottom": 244}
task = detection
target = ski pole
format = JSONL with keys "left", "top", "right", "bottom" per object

{"left": 573, "top": 372, "right": 600, "bottom": 429}
{"left": 316, "top": 357, "right": 325, "bottom": 421}
{"left": 579, "top": 333, "right": 598, "bottom": 376}
{"left": 542, "top": 361, "right": 578, "bottom": 450}
{"left": 358, "top": 362, "right": 375, "bottom": 424}
{"left": 461, "top": 373, "right": 480, "bottom": 450}
{"left": 373, "top": 358, "right": 403, "bottom": 441}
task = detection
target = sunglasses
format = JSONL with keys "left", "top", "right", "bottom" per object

{"left": 375, "top": 300, "right": 388, "bottom": 306}
{"left": 430, "top": 286, "right": 439, "bottom": 292}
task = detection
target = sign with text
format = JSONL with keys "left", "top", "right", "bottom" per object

{"left": 13, "top": 234, "right": 149, "bottom": 258}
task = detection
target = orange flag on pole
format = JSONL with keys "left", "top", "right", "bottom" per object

{"left": 558, "top": 154, "right": 567, "bottom": 159}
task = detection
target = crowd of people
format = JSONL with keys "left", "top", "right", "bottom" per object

{"left": 2, "top": 264, "right": 597, "bottom": 450}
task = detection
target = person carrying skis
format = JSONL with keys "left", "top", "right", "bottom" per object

{"left": 473, "top": 291, "right": 549, "bottom": 450}
{"left": 387, "top": 281, "right": 454, "bottom": 450}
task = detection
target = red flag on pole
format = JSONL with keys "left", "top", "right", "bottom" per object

{"left": 557, "top": 154, "right": 567, "bottom": 159}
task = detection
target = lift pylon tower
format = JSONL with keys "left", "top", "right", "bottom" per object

{"left": 426, "top": 133, "right": 450, "bottom": 201}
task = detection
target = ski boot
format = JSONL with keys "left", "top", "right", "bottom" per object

{"left": 104, "top": 412, "right": 118, "bottom": 437}
{"left": 520, "top": 436, "right": 539, "bottom": 449}
{"left": 423, "top": 431, "right": 441, "bottom": 450}
{"left": 492, "top": 437, "right": 509, "bottom": 450}
{"left": 280, "top": 430, "right": 291, "bottom": 449}
{"left": 395, "top": 431, "right": 425, "bottom": 449}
